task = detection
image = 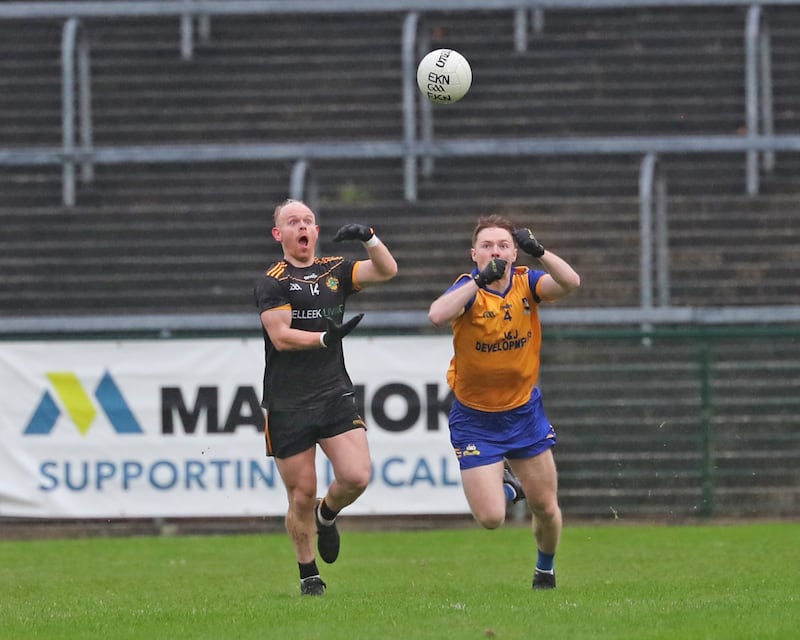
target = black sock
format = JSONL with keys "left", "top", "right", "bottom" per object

{"left": 319, "top": 499, "right": 339, "bottom": 522}
{"left": 299, "top": 560, "right": 320, "bottom": 580}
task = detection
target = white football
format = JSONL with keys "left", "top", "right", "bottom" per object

{"left": 416, "top": 48, "right": 472, "bottom": 104}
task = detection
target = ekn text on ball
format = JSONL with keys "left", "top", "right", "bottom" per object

{"left": 416, "top": 48, "right": 472, "bottom": 104}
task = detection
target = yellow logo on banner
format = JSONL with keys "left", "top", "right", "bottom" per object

{"left": 46, "top": 372, "right": 97, "bottom": 435}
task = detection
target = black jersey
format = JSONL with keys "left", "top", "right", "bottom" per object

{"left": 253, "top": 256, "right": 360, "bottom": 412}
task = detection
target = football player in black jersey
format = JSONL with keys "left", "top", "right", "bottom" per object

{"left": 254, "top": 199, "right": 398, "bottom": 596}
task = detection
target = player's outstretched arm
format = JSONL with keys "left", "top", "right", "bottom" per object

{"left": 537, "top": 250, "right": 581, "bottom": 301}
{"left": 513, "top": 228, "right": 581, "bottom": 301}
{"left": 428, "top": 259, "right": 507, "bottom": 327}
{"left": 334, "top": 223, "right": 398, "bottom": 286}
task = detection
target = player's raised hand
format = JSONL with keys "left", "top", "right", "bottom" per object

{"left": 321, "top": 313, "right": 365, "bottom": 347}
{"left": 512, "top": 228, "right": 545, "bottom": 257}
{"left": 473, "top": 258, "right": 507, "bottom": 287}
{"left": 333, "top": 224, "right": 374, "bottom": 243}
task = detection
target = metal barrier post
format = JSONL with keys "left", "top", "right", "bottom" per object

{"left": 180, "top": 1, "right": 211, "bottom": 60}
{"left": 654, "top": 162, "right": 669, "bottom": 307}
{"left": 639, "top": 152, "right": 670, "bottom": 342}
{"left": 180, "top": 12, "right": 194, "bottom": 60}
{"left": 639, "top": 153, "right": 657, "bottom": 313}
{"left": 401, "top": 11, "right": 421, "bottom": 202}
{"left": 197, "top": 13, "right": 211, "bottom": 41}
{"left": 417, "top": 27, "right": 434, "bottom": 179}
{"left": 532, "top": 8, "right": 545, "bottom": 34}
{"left": 77, "top": 25, "right": 93, "bottom": 183}
{"left": 745, "top": 5, "right": 763, "bottom": 196}
{"left": 289, "top": 159, "right": 318, "bottom": 210}
{"left": 759, "top": 20, "right": 774, "bottom": 172}
{"left": 639, "top": 154, "right": 669, "bottom": 307}
{"left": 61, "top": 19, "right": 77, "bottom": 206}
{"left": 61, "top": 18, "right": 94, "bottom": 207}
{"left": 513, "top": 8, "right": 527, "bottom": 52}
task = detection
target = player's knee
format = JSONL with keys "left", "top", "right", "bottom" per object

{"left": 478, "top": 516, "right": 505, "bottom": 530}
{"left": 339, "top": 466, "right": 370, "bottom": 495}
{"left": 530, "top": 499, "right": 560, "bottom": 522}
{"left": 474, "top": 508, "right": 506, "bottom": 530}
{"left": 352, "top": 472, "right": 370, "bottom": 495}
{"left": 287, "top": 487, "right": 316, "bottom": 509}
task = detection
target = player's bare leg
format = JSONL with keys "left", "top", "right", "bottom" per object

{"left": 275, "top": 447, "right": 319, "bottom": 563}
{"left": 511, "top": 450, "right": 562, "bottom": 552}
{"left": 314, "top": 427, "right": 371, "bottom": 563}
{"left": 460, "top": 461, "right": 507, "bottom": 529}
{"left": 319, "top": 427, "right": 372, "bottom": 511}
{"left": 510, "top": 450, "right": 562, "bottom": 589}
{"left": 275, "top": 447, "right": 327, "bottom": 595}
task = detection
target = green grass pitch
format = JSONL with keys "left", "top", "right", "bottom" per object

{"left": 1, "top": 522, "right": 797, "bottom": 639}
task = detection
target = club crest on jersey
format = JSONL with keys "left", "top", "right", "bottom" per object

{"left": 326, "top": 276, "right": 340, "bottom": 292}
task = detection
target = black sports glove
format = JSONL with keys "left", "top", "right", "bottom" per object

{"left": 321, "top": 313, "right": 364, "bottom": 348}
{"left": 473, "top": 258, "right": 507, "bottom": 287}
{"left": 333, "top": 224, "right": 375, "bottom": 243}
{"left": 512, "top": 228, "right": 545, "bottom": 258}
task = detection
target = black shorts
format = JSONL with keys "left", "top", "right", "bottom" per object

{"left": 265, "top": 394, "right": 366, "bottom": 459}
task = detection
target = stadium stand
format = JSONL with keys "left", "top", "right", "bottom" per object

{"left": 1, "top": 4, "right": 799, "bottom": 520}
{"left": 1, "top": 6, "right": 800, "bottom": 317}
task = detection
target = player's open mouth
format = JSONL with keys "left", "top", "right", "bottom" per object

{"left": 298, "top": 234, "right": 309, "bottom": 247}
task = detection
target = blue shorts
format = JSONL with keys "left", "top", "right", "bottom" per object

{"left": 448, "top": 388, "right": 557, "bottom": 470}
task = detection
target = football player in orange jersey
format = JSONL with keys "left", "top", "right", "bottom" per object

{"left": 428, "top": 214, "right": 580, "bottom": 590}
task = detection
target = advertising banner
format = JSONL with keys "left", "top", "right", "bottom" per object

{"left": 0, "top": 336, "right": 468, "bottom": 518}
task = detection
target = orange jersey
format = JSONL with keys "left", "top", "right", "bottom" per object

{"left": 446, "top": 266, "right": 546, "bottom": 412}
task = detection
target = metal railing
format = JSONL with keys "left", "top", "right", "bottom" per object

{"left": 3, "top": 305, "right": 800, "bottom": 338}
{"left": 2, "top": 0, "right": 800, "bottom": 18}
{"left": 0, "top": 0, "right": 790, "bottom": 204}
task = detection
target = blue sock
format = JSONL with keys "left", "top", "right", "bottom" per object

{"left": 503, "top": 482, "right": 517, "bottom": 503}
{"left": 536, "top": 550, "right": 555, "bottom": 573}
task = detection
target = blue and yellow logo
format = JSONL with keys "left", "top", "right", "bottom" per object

{"left": 24, "top": 371, "right": 143, "bottom": 435}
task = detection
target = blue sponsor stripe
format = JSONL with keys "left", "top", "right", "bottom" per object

{"left": 24, "top": 390, "right": 60, "bottom": 435}
{"left": 94, "top": 372, "right": 143, "bottom": 434}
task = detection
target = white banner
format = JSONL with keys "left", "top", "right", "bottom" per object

{"left": 0, "top": 336, "right": 469, "bottom": 518}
